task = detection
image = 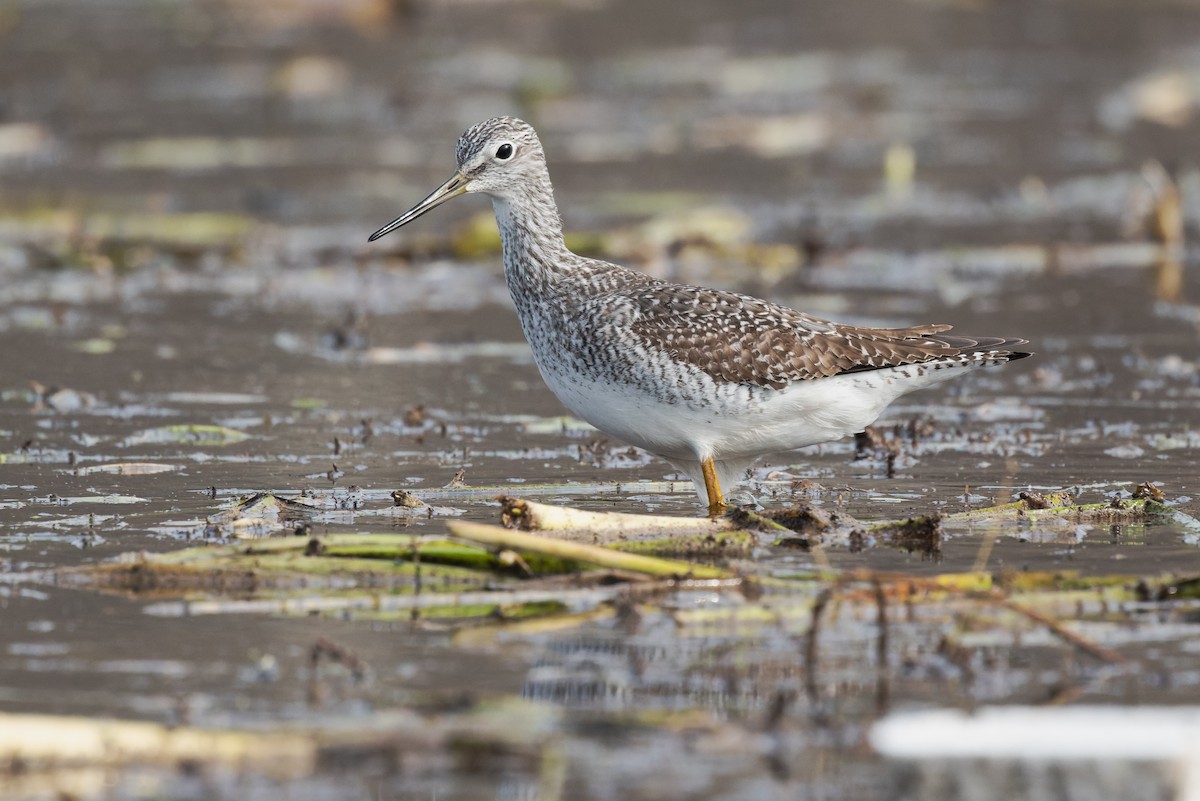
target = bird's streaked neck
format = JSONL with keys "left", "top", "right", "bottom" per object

{"left": 490, "top": 174, "right": 573, "bottom": 288}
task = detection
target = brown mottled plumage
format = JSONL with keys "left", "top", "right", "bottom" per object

{"left": 369, "top": 117, "right": 1031, "bottom": 509}
{"left": 628, "top": 284, "right": 1026, "bottom": 389}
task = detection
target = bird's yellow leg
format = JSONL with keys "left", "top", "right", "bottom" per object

{"left": 701, "top": 457, "right": 727, "bottom": 516}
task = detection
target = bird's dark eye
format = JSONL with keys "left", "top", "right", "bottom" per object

{"left": 495, "top": 143, "right": 514, "bottom": 160}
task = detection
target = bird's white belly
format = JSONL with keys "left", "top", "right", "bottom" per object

{"left": 539, "top": 367, "right": 702, "bottom": 459}
{"left": 537, "top": 361, "right": 920, "bottom": 462}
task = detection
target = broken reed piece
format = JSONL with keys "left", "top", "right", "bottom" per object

{"left": 446, "top": 519, "right": 734, "bottom": 580}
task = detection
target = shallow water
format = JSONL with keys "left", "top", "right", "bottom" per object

{"left": 2, "top": 0, "right": 1200, "bottom": 798}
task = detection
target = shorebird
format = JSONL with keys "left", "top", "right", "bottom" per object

{"left": 369, "top": 117, "right": 1030, "bottom": 515}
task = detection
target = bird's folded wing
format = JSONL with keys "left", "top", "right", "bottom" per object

{"left": 626, "top": 284, "right": 986, "bottom": 390}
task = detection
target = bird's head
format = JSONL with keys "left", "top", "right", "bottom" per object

{"left": 368, "top": 116, "right": 546, "bottom": 242}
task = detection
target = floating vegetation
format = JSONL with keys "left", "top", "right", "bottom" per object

{"left": 120, "top": 424, "right": 251, "bottom": 447}
{"left": 0, "top": 698, "right": 570, "bottom": 793}
{"left": 946, "top": 493, "right": 1200, "bottom": 537}
{"left": 73, "top": 462, "right": 179, "bottom": 476}
{"left": 53, "top": 491, "right": 1200, "bottom": 626}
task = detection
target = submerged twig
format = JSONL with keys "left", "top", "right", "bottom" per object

{"left": 873, "top": 578, "right": 890, "bottom": 715}
{"left": 803, "top": 585, "right": 834, "bottom": 723}
{"left": 998, "top": 598, "right": 1127, "bottom": 665}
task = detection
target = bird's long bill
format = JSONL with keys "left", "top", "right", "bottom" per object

{"left": 368, "top": 172, "right": 468, "bottom": 242}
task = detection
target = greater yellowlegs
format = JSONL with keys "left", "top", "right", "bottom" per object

{"left": 369, "top": 117, "right": 1030, "bottom": 514}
